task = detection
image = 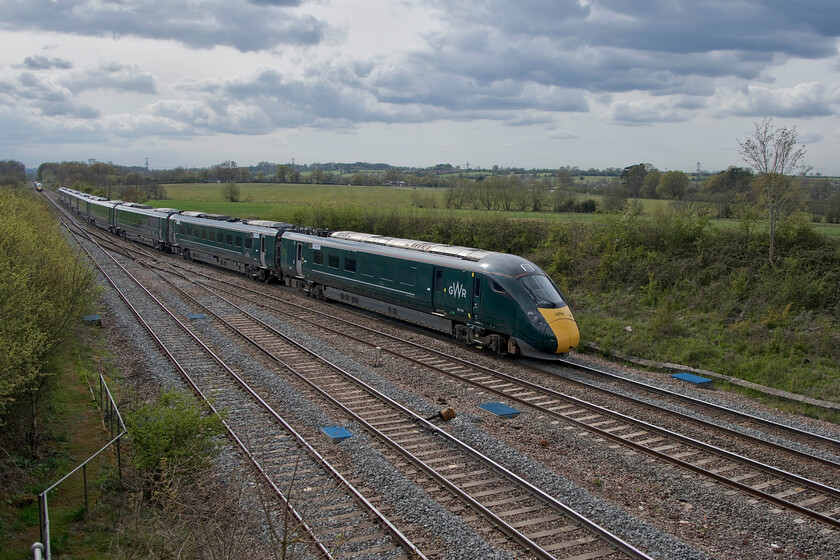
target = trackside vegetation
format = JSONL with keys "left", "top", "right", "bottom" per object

{"left": 0, "top": 187, "right": 99, "bottom": 557}
{"left": 0, "top": 189, "right": 99, "bottom": 444}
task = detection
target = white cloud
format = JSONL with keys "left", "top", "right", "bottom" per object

{"left": 716, "top": 82, "right": 835, "bottom": 118}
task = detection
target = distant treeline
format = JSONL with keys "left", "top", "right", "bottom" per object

{"left": 3, "top": 159, "right": 838, "bottom": 222}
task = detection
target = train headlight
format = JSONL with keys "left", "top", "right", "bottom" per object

{"left": 525, "top": 309, "right": 546, "bottom": 326}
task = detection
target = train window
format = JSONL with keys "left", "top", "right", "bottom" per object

{"left": 313, "top": 251, "right": 323, "bottom": 265}
{"left": 245, "top": 237, "right": 252, "bottom": 249}
{"left": 235, "top": 236, "right": 242, "bottom": 247}
{"left": 360, "top": 261, "right": 373, "bottom": 277}
{"left": 520, "top": 275, "right": 566, "bottom": 309}
{"left": 226, "top": 234, "right": 233, "bottom": 245}
{"left": 491, "top": 279, "right": 506, "bottom": 294}
{"left": 434, "top": 270, "right": 443, "bottom": 292}
{"left": 201, "top": 229, "right": 207, "bottom": 240}
{"left": 187, "top": 226, "right": 193, "bottom": 237}
{"left": 328, "top": 254, "right": 339, "bottom": 269}
{"left": 344, "top": 258, "right": 356, "bottom": 273}
{"left": 474, "top": 278, "right": 481, "bottom": 297}
{"left": 400, "top": 268, "right": 416, "bottom": 286}
{"left": 380, "top": 267, "right": 393, "bottom": 282}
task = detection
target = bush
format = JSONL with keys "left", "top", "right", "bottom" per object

{"left": 0, "top": 190, "right": 98, "bottom": 431}
{"left": 126, "top": 390, "right": 224, "bottom": 492}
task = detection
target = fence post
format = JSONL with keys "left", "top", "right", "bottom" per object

{"left": 83, "top": 464, "right": 89, "bottom": 515}
{"left": 40, "top": 492, "right": 51, "bottom": 560}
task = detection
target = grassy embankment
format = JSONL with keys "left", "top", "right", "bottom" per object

{"left": 154, "top": 183, "right": 840, "bottom": 418}
{"left": 0, "top": 327, "right": 118, "bottom": 560}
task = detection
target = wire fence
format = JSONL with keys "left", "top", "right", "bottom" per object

{"left": 34, "top": 374, "right": 127, "bottom": 560}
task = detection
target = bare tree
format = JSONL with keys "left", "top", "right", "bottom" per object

{"left": 737, "top": 117, "right": 808, "bottom": 263}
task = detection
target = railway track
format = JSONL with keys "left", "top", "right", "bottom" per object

{"left": 156, "top": 259, "right": 840, "bottom": 531}
{"left": 53, "top": 202, "right": 424, "bottom": 559}
{"left": 550, "top": 358, "right": 840, "bottom": 460}
{"left": 145, "top": 249, "right": 650, "bottom": 559}
{"left": 53, "top": 193, "right": 652, "bottom": 558}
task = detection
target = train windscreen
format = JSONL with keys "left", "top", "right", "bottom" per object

{"left": 519, "top": 275, "right": 566, "bottom": 309}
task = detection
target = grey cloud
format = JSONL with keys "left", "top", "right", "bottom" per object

{"left": 0, "top": 0, "right": 329, "bottom": 52}
{"left": 717, "top": 83, "right": 835, "bottom": 118}
{"left": 22, "top": 56, "right": 73, "bottom": 70}
{"left": 163, "top": 64, "right": 589, "bottom": 137}
{"left": 0, "top": 61, "right": 154, "bottom": 126}
{"left": 247, "top": 0, "right": 302, "bottom": 5}
{"left": 63, "top": 63, "right": 157, "bottom": 94}
{"left": 608, "top": 100, "right": 692, "bottom": 124}
{"left": 1, "top": 72, "right": 100, "bottom": 118}
{"left": 798, "top": 131, "right": 824, "bottom": 144}
{"left": 401, "top": 0, "right": 840, "bottom": 117}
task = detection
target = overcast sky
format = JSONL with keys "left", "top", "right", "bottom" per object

{"left": 1, "top": 0, "right": 839, "bottom": 175}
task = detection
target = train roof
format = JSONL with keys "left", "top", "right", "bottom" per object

{"left": 180, "top": 211, "right": 234, "bottom": 221}
{"left": 244, "top": 219, "right": 296, "bottom": 230}
{"left": 87, "top": 197, "right": 120, "bottom": 207}
{"left": 171, "top": 213, "right": 281, "bottom": 235}
{"left": 329, "top": 231, "right": 493, "bottom": 262}
{"left": 116, "top": 204, "right": 174, "bottom": 218}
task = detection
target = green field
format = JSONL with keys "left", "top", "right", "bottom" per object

{"left": 156, "top": 182, "right": 840, "bottom": 237}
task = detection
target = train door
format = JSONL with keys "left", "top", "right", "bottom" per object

{"left": 259, "top": 235, "right": 267, "bottom": 267}
{"left": 432, "top": 268, "right": 473, "bottom": 318}
{"left": 295, "top": 242, "right": 303, "bottom": 276}
{"left": 472, "top": 274, "right": 483, "bottom": 324}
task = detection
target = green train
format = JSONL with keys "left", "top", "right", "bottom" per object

{"left": 58, "top": 187, "right": 579, "bottom": 358}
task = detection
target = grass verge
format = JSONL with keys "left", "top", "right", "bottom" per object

{"left": 0, "top": 325, "right": 121, "bottom": 560}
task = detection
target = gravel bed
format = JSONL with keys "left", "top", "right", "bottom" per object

{"left": 248, "top": 306, "right": 710, "bottom": 559}
{"left": 504, "top": 358, "right": 840, "bottom": 490}
{"left": 188, "top": 304, "right": 511, "bottom": 559}
{"left": 258, "top": 296, "right": 840, "bottom": 559}
{"left": 79, "top": 242, "right": 840, "bottom": 559}
{"left": 559, "top": 353, "right": 840, "bottom": 442}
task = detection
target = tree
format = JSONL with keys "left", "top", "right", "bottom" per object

{"left": 275, "top": 164, "right": 289, "bottom": 183}
{"left": 310, "top": 167, "right": 326, "bottom": 184}
{"left": 0, "top": 191, "right": 97, "bottom": 452}
{"left": 603, "top": 179, "right": 630, "bottom": 213}
{"left": 639, "top": 169, "right": 661, "bottom": 198}
{"left": 221, "top": 181, "right": 241, "bottom": 202}
{"left": 738, "top": 117, "right": 808, "bottom": 262}
{"left": 656, "top": 171, "right": 689, "bottom": 199}
{"left": 0, "top": 160, "right": 26, "bottom": 186}
{"left": 620, "top": 163, "right": 648, "bottom": 197}
{"left": 825, "top": 192, "right": 840, "bottom": 224}
{"left": 555, "top": 169, "right": 574, "bottom": 189}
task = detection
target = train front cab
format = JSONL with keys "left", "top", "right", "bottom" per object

{"left": 464, "top": 267, "right": 580, "bottom": 357}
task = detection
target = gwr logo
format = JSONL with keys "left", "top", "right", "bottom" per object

{"left": 448, "top": 281, "right": 467, "bottom": 299}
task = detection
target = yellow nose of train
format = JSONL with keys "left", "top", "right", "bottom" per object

{"left": 539, "top": 306, "right": 580, "bottom": 353}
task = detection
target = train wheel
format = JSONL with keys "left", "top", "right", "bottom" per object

{"left": 454, "top": 324, "right": 472, "bottom": 345}
{"left": 487, "top": 334, "right": 507, "bottom": 355}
